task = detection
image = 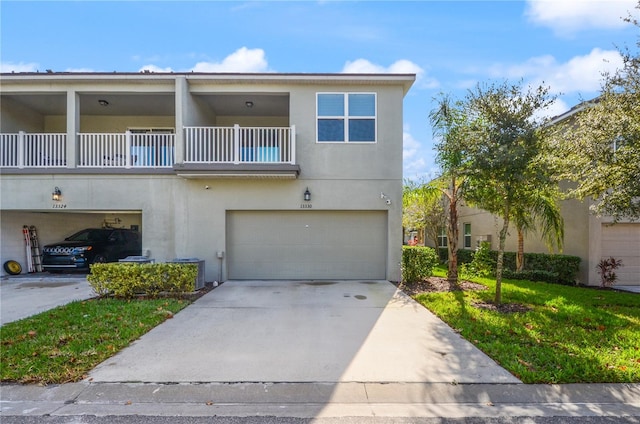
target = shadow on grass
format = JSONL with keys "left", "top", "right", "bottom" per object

{"left": 413, "top": 275, "right": 640, "bottom": 383}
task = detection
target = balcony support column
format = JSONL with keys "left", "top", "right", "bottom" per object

{"left": 174, "top": 76, "right": 187, "bottom": 164}
{"left": 17, "top": 131, "right": 25, "bottom": 169}
{"left": 66, "top": 90, "right": 79, "bottom": 168}
{"left": 290, "top": 125, "right": 296, "bottom": 165}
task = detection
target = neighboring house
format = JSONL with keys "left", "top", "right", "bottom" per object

{"left": 424, "top": 103, "right": 640, "bottom": 287}
{"left": 0, "top": 72, "right": 415, "bottom": 282}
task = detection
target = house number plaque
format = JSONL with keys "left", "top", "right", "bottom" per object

{"left": 300, "top": 203, "right": 313, "bottom": 209}
{"left": 52, "top": 204, "right": 67, "bottom": 209}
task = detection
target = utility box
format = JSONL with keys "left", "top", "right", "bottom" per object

{"left": 119, "top": 256, "right": 154, "bottom": 263}
{"left": 170, "top": 258, "right": 206, "bottom": 290}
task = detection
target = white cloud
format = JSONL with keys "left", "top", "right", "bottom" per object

{"left": 488, "top": 48, "right": 624, "bottom": 95}
{"left": 536, "top": 98, "right": 570, "bottom": 120}
{"left": 136, "top": 47, "right": 270, "bottom": 74}
{"left": 525, "top": 0, "right": 636, "bottom": 34}
{"left": 0, "top": 61, "right": 39, "bottom": 73}
{"left": 138, "top": 64, "right": 175, "bottom": 73}
{"left": 64, "top": 67, "right": 96, "bottom": 73}
{"left": 342, "top": 58, "right": 438, "bottom": 88}
{"left": 191, "top": 47, "right": 269, "bottom": 73}
{"left": 403, "top": 128, "right": 421, "bottom": 161}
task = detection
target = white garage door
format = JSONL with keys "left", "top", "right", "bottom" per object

{"left": 227, "top": 211, "right": 387, "bottom": 280}
{"left": 601, "top": 223, "right": 640, "bottom": 286}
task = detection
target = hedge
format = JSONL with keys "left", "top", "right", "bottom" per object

{"left": 455, "top": 249, "right": 581, "bottom": 285}
{"left": 402, "top": 246, "right": 439, "bottom": 285}
{"left": 88, "top": 262, "right": 198, "bottom": 298}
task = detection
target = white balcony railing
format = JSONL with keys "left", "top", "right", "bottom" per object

{"left": 78, "top": 132, "right": 175, "bottom": 168}
{"left": 185, "top": 125, "right": 295, "bottom": 164}
{"left": 1, "top": 126, "right": 295, "bottom": 169}
{"left": 0, "top": 132, "right": 66, "bottom": 168}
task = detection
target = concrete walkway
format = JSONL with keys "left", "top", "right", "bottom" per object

{"left": 87, "top": 280, "right": 519, "bottom": 384}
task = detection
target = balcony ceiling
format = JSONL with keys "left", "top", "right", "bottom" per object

{"left": 2, "top": 93, "right": 175, "bottom": 116}
{"left": 3, "top": 93, "right": 288, "bottom": 117}
{"left": 197, "top": 94, "right": 289, "bottom": 117}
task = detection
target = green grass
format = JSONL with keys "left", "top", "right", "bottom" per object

{"left": 413, "top": 267, "right": 640, "bottom": 383}
{"left": 0, "top": 297, "right": 190, "bottom": 384}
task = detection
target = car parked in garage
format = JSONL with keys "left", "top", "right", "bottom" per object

{"left": 42, "top": 228, "right": 141, "bottom": 272}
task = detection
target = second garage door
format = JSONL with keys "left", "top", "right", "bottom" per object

{"left": 226, "top": 210, "right": 387, "bottom": 280}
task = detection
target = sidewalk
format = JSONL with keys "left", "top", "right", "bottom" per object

{"left": 2, "top": 381, "right": 639, "bottom": 419}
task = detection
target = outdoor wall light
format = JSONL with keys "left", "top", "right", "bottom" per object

{"left": 52, "top": 187, "right": 62, "bottom": 201}
{"left": 245, "top": 101, "right": 254, "bottom": 108}
{"left": 304, "top": 188, "right": 311, "bottom": 202}
{"left": 98, "top": 99, "right": 109, "bottom": 106}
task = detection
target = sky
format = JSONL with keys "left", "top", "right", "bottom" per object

{"left": 1, "top": 0, "right": 638, "bottom": 180}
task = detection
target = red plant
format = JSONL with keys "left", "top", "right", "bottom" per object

{"left": 596, "top": 257, "right": 623, "bottom": 288}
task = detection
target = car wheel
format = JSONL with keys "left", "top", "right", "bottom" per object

{"left": 3, "top": 260, "right": 22, "bottom": 275}
{"left": 92, "top": 255, "right": 107, "bottom": 264}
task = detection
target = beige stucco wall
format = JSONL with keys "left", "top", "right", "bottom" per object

{"left": 0, "top": 74, "right": 409, "bottom": 282}
{"left": 0, "top": 175, "right": 399, "bottom": 281}
{"left": 456, "top": 196, "right": 606, "bottom": 285}
{"left": 0, "top": 97, "right": 46, "bottom": 132}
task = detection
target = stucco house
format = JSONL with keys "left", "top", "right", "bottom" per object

{"left": 428, "top": 104, "right": 639, "bottom": 288}
{"left": 0, "top": 72, "right": 415, "bottom": 282}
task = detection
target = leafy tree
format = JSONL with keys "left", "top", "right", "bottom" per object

{"left": 402, "top": 180, "right": 445, "bottom": 248}
{"left": 556, "top": 3, "right": 640, "bottom": 221}
{"left": 463, "top": 81, "right": 557, "bottom": 304}
{"left": 430, "top": 94, "right": 475, "bottom": 289}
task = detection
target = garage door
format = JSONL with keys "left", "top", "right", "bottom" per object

{"left": 601, "top": 223, "right": 640, "bottom": 285}
{"left": 227, "top": 211, "right": 387, "bottom": 280}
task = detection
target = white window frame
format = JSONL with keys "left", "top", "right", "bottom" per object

{"left": 316, "top": 92, "right": 377, "bottom": 143}
{"left": 438, "top": 226, "right": 448, "bottom": 248}
{"left": 463, "top": 223, "right": 472, "bottom": 249}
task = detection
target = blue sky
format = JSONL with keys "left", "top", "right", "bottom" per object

{"left": 1, "top": 0, "right": 638, "bottom": 179}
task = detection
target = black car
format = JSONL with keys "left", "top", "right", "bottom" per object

{"left": 42, "top": 228, "right": 142, "bottom": 272}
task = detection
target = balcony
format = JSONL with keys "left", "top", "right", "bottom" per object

{"left": 0, "top": 126, "right": 299, "bottom": 178}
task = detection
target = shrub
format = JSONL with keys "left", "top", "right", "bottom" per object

{"left": 520, "top": 253, "right": 581, "bottom": 285}
{"left": 402, "top": 246, "right": 439, "bottom": 285}
{"left": 596, "top": 257, "right": 624, "bottom": 288}
{"left": 88, "top": 262, "right": 198, "bottom": 298}
{"left": 460, "top": 241, "right": 495, "bottom": 279}
{"left": 458, "top": 249, "right": 581, "bottom": 285}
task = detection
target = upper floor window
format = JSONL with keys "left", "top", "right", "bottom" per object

{"left": 317, "top": 93, "right": 376, "bottom": 143}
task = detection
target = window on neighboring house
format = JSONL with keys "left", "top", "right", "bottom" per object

{"left": 317, "top": 93, "right": 376, "bottom": 143}
{"left": 463, "top": 223, "right": 472, "bottom": 249}
{"left": 438, "top": 226, "right": 448, "bottom": 248}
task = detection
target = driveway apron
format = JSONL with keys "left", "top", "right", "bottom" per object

{"left": 88, "top": 280, "right": 520, "bottom": 384}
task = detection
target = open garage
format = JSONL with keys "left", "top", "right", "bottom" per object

{"left": 226, "top": 210, "right": 388, "bottom": 280}
{"left": 1, "top": 211, "right": 142, "bottom": 275}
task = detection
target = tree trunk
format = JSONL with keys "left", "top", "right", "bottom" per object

{"left": 495, "top": 216, "right": 510, "bottom": 305}
{"left": 446, "top": 176, "right": 460, "bottom": 289}
{"left": 516, "top": 226, "right": 524, "bottom": 272}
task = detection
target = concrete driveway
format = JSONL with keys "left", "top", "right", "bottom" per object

{"left": 0, "top": 274, "right": 96, "bottom": 325}
{"left": 88, "top": 280, "right": 520, "bottom": 384}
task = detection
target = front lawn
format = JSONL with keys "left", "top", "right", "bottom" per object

{"left": 0, "top": 297, "right": 190, "bottom": 384}
{"left": 412, "top": 268, "right": 640, "bottom": 383}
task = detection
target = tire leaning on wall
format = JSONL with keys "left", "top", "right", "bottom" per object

{"left": 3, "top": 260, "right": 22, "bottom": 275}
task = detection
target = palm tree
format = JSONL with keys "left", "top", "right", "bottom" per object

{"left": 512, "top": 185, "right": 564, "bottom": 271}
